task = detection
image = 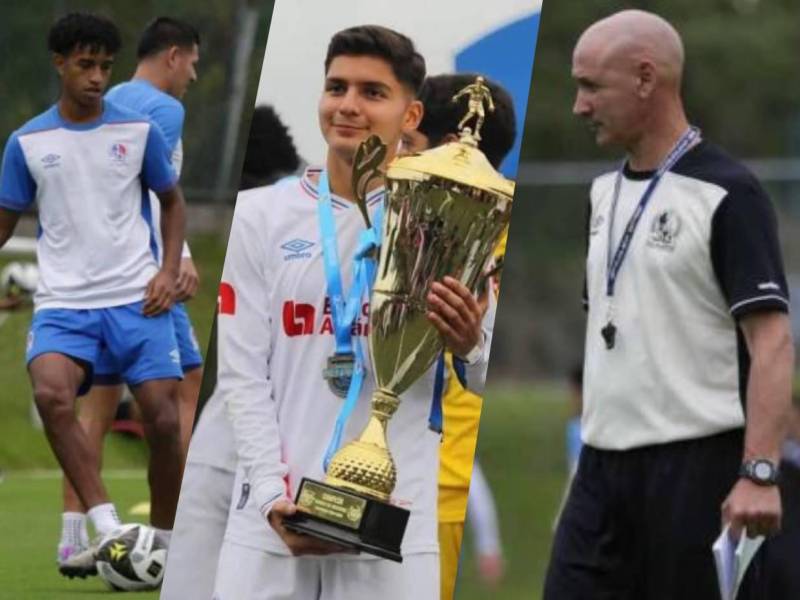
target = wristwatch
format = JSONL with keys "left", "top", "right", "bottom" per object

{"left": 739, "top": 459, "right": 779, "bottom": 486}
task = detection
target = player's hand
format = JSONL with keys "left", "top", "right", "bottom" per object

{"left": 477, "top": 553, "right": 505, "bottom": 587}
{"left": 175, "top": 257, "right": 200, "bottom": 302}
{"left": 721, "top": 478, "right": 782, "bottom": 539}
{"left": 143, "top": 269, "right": 176, "bottom": 316}
{"left": 426, "top": 276, "right": 484, "bottom": 358}
{"left": 267, "top": 500, "right": 356, "bottom": 556}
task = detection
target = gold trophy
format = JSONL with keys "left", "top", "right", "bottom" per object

{"left": 284, "top": 78, "right": 514, "bottom": 562}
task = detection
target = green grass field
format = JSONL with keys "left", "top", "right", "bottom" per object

{"left": 454, "top": 384, "right": 567, "bottom": 600}
{"left": 0, "top": 233, "right": 568, "bottom": 598}
{"left": 0, "top": 472, "right": 158, "bottom": 599}
{"left": 0, "top": 233, "right": 226, "bottom": 597}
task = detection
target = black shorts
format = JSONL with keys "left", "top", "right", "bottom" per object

{"left": 542, "top": 429, "right": 779, "bottom": 600}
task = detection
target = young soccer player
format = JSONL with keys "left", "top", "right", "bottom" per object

{"left": 403, "top": 73, "right": 516, "bottom": 599}
{"left": 211, "top": 26, "right": 494, "bottom": 599}
{"left": 56, "top": 17, "right": 203, "bottom": 567}
{"left": 0, "top": 12, "right": 186, "bottom": 578}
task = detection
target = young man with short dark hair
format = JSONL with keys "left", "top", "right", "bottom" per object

{"left": 55, "top": 15, "right": 203, "bottom": 573}
{"left": 0, "top": 12, "right": 187, "bottom": 578}
{"left": 211, "top": 26, "right": 493, "bottom": 599}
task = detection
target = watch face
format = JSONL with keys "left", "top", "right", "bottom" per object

{"left": 754, "top": 461, "right": 774, "bottom": 480}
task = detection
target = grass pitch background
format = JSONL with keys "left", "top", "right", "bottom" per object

{"left": 0, "top": 234, "right": 570, "bottom": 598}
{"left": 0, "top": 234, "right": 226, "bottom": 597}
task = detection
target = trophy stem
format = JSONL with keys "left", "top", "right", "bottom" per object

{"left": 324, "top": 389, "right": 399, "bottom": 502}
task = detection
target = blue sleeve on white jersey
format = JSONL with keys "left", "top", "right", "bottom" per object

{"left": 148, "top": 102, "right": 185, "bottom": 154}
{"left": 0, "top": 134, "right": 36, "bottom": 212}
{"left": 141, "top": 123, "right": 178, "bottom": 193}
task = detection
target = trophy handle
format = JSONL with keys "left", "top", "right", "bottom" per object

{"left": 352, "top": 135, "right": 387, "bottom": 229}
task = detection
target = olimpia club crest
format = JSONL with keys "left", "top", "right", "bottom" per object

{"left": 648, "top": 209, "right": 681, "bottom": 250}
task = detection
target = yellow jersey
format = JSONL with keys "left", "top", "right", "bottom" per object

{"left": 437, "top": 227, "right": 507, "bottom": 522}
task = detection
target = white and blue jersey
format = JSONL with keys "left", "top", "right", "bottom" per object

{"left": 0, "top": 101, "right": 177, "bottom": 310}
{"left": 106, "top": 79, "right": 189, "bottom": 262}
{"left": 102, "top": 79, "right": 202, "bottom": 374}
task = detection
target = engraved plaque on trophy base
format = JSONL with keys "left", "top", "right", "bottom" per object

{"left": 283, "top": 478, "right": 409, "bottom": 562}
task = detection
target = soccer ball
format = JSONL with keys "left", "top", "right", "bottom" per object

{"left": 95, "top": 523, "right": 167, "bottom": 591}
{"left": 0, "top": 261, "right": 38, "bottom": 297}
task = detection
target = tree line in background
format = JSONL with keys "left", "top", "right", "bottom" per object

{"left": 0, "top": 0, "right": 274, "bottom": 201}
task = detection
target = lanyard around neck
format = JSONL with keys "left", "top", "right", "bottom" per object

{"left": 605, "top": 127, "right": 701, "bottom": 298}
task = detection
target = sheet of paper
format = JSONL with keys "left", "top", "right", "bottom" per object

{"left": 712, "top": 525, "right": 765, "bottom": 600}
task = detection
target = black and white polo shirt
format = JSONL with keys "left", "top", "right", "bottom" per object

{"left": 582, "top": 141, "right": 789, "bottom": 450}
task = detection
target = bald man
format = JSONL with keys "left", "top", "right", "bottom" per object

{"left": 544, "top": 10, "right": 795, "bottom": 599}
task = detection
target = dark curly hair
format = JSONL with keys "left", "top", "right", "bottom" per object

{"left": 47, "top": 12, "right": 121, "bottom": 56}
{"left": 137, "top": 17, "right": 200, "bottom": 60}
{"left": 325, "top": 25, "right": 426, "bottom": 96}
{"left": 418, "top": 73, "right": 516, "bottom": 169}
{"left": 239, "top": 105, "right": 301, "bottom": 190}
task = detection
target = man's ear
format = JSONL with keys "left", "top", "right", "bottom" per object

{"left": 636, "top": 59, "right": 657, "bottom": 99}
{"left": 53, "top": 53, "right": 66, "bottom": 77}
{"left": 166, "top": 45, "right": 180, "bottom": 68}
{"left": 404, "top": 99, "right": 424, "bottom": 131}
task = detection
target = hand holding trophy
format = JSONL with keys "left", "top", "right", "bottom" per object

{"left": 284, "top": 78, "right": 514, "bottom": 562}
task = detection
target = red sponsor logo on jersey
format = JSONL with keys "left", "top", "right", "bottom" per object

{"left": 282, "top": 298, "right": 370, "bottom": 337}
{"left": 283, "top": 301, "right": 315, "bottom": 336}
{"left": 218, "top": 282, "right": 236, "bottom": 315}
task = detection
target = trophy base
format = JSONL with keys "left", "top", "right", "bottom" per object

{"left": 283, "top": 478, "right": 409, "bottom": 563}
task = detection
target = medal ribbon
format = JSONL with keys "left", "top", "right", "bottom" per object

{"left": 319, "top": 170, "right": 384, "bottom": 470}
{"left": 605, "top": 127, "right": 700, "bottom": 299}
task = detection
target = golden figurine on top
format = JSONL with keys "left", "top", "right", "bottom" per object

{"left": 452, "top": 75, "right": 496, "bottom": 143}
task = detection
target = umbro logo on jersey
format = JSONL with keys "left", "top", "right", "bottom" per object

{"left": 109, "top": 143, "right": 129, "bottom": 164}
{"left": 41, "top": 153, "right": 61, "bottom": 169}
{"left": 169, "top": 349, "right": 180, "bottom": 364}
{"left": 648, "top": 209, "right": 681, "bottom": 250}
{"left": 281, "top": 239, "right": 315, "bottom": 261}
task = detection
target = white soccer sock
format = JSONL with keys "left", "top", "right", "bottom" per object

{"left": 87, "top": 503, "right": 122, "bottom": 537}
{"left": 60, "top": 512, "right": 87, "bottom": 549}
{"left": 154, "top": 528, "right": 172, "bottom": 547}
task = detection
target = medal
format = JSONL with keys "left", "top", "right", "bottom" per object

{"left": 323, "top": 352, "right": 356, "bottom": 398}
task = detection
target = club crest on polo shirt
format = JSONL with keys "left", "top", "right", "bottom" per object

{"left": 109, "top": 142, "right": 129, "bottom": 164}
{"left": 280, "top": 238, "right": 315, "bottom": 261}
{"left": 648, "top": 209, "right": 681, "bottom": 250}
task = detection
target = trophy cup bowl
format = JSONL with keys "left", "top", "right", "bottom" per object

{"left": 284, "top": 84, "right": 514, "bottom": 562}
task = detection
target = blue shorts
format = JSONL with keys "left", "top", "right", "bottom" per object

{"left": 26, "top": 301, "right": 182, "bottom": 396}
{"left": 95, "top": 302, "right": 203, "bottom": 385}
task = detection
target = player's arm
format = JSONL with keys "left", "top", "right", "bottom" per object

{"left": 140, "top": 120, "right": 185, "bottom": 316}
{"left": 466, "top": 461, "right": 505, "bottom": 585}
{"left": 0, "top": 133, "right": 36, "bottom": 249}
{"left": 218, "top": 192, "right": 346, "bottom": 556}
{"left": 0, "top": 208, "right": 21, "bottom": 249}
{"left": 427, "top": 275, "right": 495, "bottom": 394}
{"left": 723, "top": 311, "right": 793, "bottom": 538}
{"left": 144, "top": 185, "right": 186, "bottom": 316}
{"left": 712, "top": 179, "right": 793, "bottom": 538}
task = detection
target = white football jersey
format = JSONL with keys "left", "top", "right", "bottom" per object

{"left": 216, "top": 169, "right": 493, "bottom": 556}
{"left": 0, "top": 102, "right": 177, "bottom": 310}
